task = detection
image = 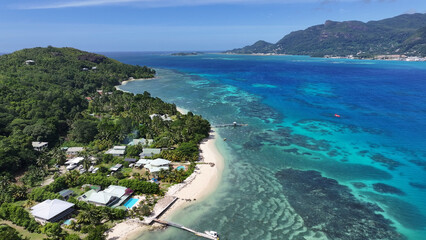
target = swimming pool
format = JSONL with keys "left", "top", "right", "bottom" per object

{"left": 63, "top": 219, "right": 72, "bottom": 225}
{"left": 176, "top": 166, "right": 185, "bottom": 171}
{"left": 123, "top": 198, "right": 139, "bottom": 208}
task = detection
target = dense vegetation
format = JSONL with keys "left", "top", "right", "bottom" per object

{"left": 0, "top": 46, "right": 153, "bottom": 175}
{"left": 0, "top": 46, "right": 210, "bottom": 176}
{"left": 0, "top": 47, "right": 211, "bottom": 240}
{"left": 227, "top": 13, "right": 426, "bottom": 57}
{"left": 0, "top": 224, "right": 26, "bottom": 240}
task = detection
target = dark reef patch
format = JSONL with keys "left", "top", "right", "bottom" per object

{"left": 327, "top": 149, "right": 339, "bottom": 157}
{"left": 282, "top": 148, "right": 301, "bottom": 155}
{"left": 352, "top": 182, "right": 367, "bottom": 189}
{"left": 239, "top": 101, "right": 282, "bottom": 124}
{"left": 259, "top": 127, "right": 331, "bottom": 151}
{"left": 292, "top": 119, "right": 384, "bottom": 136}
{"left": 242, "top": 139, "right": 264, "bottom": 151}
{"left": 362, "top": 191, "right": 426, "bottom": 230}
{"left": 275, "top": 168, "right": 404, "bottom": 240}
{"left": 409, "top": 160, "right": 426, "bottom": 171}
{"left": 373, "top": 183, "right": 405, "bottom": 196}
{"left": 370, "top": 153, "right": 403, "bottom": 170}
{"left": 409, "top": 182, "right": 426, "bottom": 189}
{"left": 357, "top": 150, "right": 369, "bottom": 157}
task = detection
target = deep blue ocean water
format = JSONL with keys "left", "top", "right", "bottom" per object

{"left": 105, "top": 53, "right": 426, "bottom": 240}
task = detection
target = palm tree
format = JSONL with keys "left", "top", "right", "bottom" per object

{"left": 23, "top": 200, "right": 35, "bottom": 209}
{"left": 36, "top": 152, "right": 50, "bottom": 170}
{"left": 144, "top": 170, "right": 150, "bottom": 180}
{"left": 132, "top": 172, "right": 141, "bottom": 180}
{"left": 77, "top": 210, "right": 91, "bottom": 224}
{"left": 80, "top": 151, "right": 91, "bottom": 172}
{"left": 51, "top": 148, "right": 66, "bottom": 166}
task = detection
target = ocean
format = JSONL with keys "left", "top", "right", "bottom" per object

{"left": 105, "top": 52, "right": 426, "bottom": 240}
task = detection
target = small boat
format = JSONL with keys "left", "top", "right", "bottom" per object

{"left": 334, "top": 114, "right": 341, "bottom": 118}
{"left": 223, "top": 138, "right": 227, "bottom": 141}
{"left": 205, "top": 231, "right": 219, "bottom": 239}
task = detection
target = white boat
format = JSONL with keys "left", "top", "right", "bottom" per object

{"left": 204, "top": 231, "right": 219, "bottom": 239}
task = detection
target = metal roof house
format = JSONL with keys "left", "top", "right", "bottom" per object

{"left": 139, "top": 148, "right": 162, "bottom": 158}
{"left": 31, "top": 199, "right": 74, "bottom": 224}
{"left": 58, "top": 189, "right": 74, "bottom": 200}
{"left": 105, "top": 146, "right": 126, "bottom": 156}
{"left": 65, "top": 157, "right": 84, "bottom": 165}
{"left": 141, "top": 158, "right": 171, "bottom": 173}
{"left": 149, "top": 114, "right": 172, "bottom": 121}
{"left": 66, "top": 147, "right": 84, "bottom": 156}
{"left": 25, "top": 60, "right": 35, "bottom": 65}
{"left": 32, "top": 142, "right": 48, "bottom": 151}
{"left": 135, "top": 159, "right": 151, "bottom": 168}
{"left": 80, "top": 185, "right": 132, "bottom": 207}
{"left": 124, "top": 158, "right": 137, "bottom": 163}
{"left": 110, "top": 163, "right": 123, "bottom": 172}
{"left": 128, "top": 138, "right": 154, "bottom": 146}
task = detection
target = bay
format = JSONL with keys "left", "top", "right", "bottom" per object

{"left": 105, "top": 52, "right": 426, "bottom": 240}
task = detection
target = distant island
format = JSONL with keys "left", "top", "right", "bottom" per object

{"left": 226, "top": 13, "right": 426, "bottom": 59}
{"left": 171, "top": 52, "right": 204, "bottom": 56}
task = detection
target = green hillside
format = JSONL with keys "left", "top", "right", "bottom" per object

{"left": 227, "top": 13, "right": 426, "bottom": 57}
{"left": 0, "top": 47, "right": 209, "bottom": 175}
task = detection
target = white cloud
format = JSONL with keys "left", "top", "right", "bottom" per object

{"left": 13, "top": 0, "right": 394, "bottom": 10}
{"left": 16, "top": 0, "right": 323, "bottom": 10}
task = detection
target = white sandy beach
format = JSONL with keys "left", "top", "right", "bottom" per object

{"left": 107, "top": 120, "right": 224, "bottom": 240}
{"left": 114, "top": 77, "right": 155, "bottom": 91}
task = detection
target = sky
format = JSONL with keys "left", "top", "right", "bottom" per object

{"left": 1, "top": 0, "right": 426, "bottom": 52}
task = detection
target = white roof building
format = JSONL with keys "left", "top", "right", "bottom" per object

{"left": 25, "top": 60, "right": 35, "bottom": 65}
{"left": 149, "top": 114, "right": 172, "bottom": 121}
{"left": 141, "top": 158, "right": 171, "bottom": 173}
{"left": 113, "top": 146, "right": 126, "bottom": 150}
{"left": 150, "top": 158, "right": 171, "bottom": 167}
{"left": 105, "top": 146, "right": 126, "bottom": 156}
{"left": 32, "top": 142, "right": 48, "bottom": 151}
{"left": 139, "top": 148, "right": 162, "bottom": 158}
{"left": 65, "top": 157, "right": 84, "bottom": 165}
{"left": 128, "top": 138, "right": 154, "bottom": 146}
{"left": 135, "top": 159, "right": 150, "bottom": 168}
{"left": 31, "top": 199, "right": 74, "bottom": 224}
{"left": 110, "top": 164, "right": 123, "bottom": 172}
{"left": 145, "top": 164, "right": 169, "bottom": 173}
{"left": 83, "top": 185, "right": 130, "bottom": 207}
{"left": 66, "top": 147, "right": 84, "bottom": 155}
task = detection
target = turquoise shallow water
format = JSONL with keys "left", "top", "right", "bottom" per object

{"left": 106, "top": 53, "right": 426, "bottom": 240}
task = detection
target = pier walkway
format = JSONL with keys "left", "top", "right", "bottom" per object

{"left": 213, "top": 122, "right": 248, "bottom": 128}
{"left": 153, "top": 219, "right": 219, "bottom": 240}
{"left": 142, "top": 196, "right": 178, "bottom": 225}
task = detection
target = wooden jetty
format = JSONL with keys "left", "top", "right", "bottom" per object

{"left": 153, "top": 219, "right": 219, "bottom": 240}
{"left": 142, "top": 196, "right": 178, "bottom": 225}
{"left": 213, "top": 121, "right": 248, "bottom": 128}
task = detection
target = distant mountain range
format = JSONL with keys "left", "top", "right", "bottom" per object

{"left": 226, "top": 13, "right": 426, "bottom": 57}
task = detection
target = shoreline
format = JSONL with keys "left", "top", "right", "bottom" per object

{"left": 107, "top": 130, "right": 224, "bottom": 240}
{"left": 222, "top": 52, "right": 426, "bottom": 62}
{"left": 114, "top": 77, "right": 156, "bottom": 91}
{"left": 108, "top": 83, "right": 225, "bottom": 240}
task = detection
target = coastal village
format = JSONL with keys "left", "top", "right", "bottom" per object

{"left": 23, "top": 102, "right": 220, "bottom": 239}
{"left": 31, "top": 133, "right": 214, "bottom": 239}
{"left": 324, "top": 54, "right": 426, "bottom": 61}
{"left": 12, "top": 105, "right": 221, "bottom": 240}
{"left": 0, "top": 47, "right": 218, "bottom": 240}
